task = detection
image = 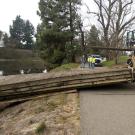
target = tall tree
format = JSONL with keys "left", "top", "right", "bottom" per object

{"left": 3, "top": 33, "right": 9, "bottom": 47}
{"left": 10, "top": 15, "right": 35, "bottom": 49}
{"left": 78, "top": 20, "right": 86, "bottom": 56}
{"left": 0, "top": 31, "right": 3, "bottom": 40}
{"left": 89, "top": 0, "right": 135, "bottom": 60}
{"left": 0, "top": 30, "right": 4, "bottom": 47}
{"left": 37, "top": 0, "right": 81, "bottom": 69}
{"left": 23, "top": 20, "right": 35, "bottom": 49}
{"left": 0, "top": 31, "right": 9, "bottom": 47}
{"left": 65, "top": 0, "right": 82, "bottom": 62}
{"left": 86, "top": 25, "right": 102, "bottom": 54}
{"left": 87, "top": 25, "right": 100, "bottom": 46}
{"left": 10, "top": 15, "right": 25, "bottom": 48}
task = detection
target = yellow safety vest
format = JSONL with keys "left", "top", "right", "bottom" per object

{"left": 92, "top": 57, "right": 96, "bottom": 63}
{"left": 88, "top": 57, "right": 92, "bottom": 62}
{"left": 87, "top": 57, "right": 90, "bottom": 62}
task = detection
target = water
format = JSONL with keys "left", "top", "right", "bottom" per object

{"left": 0, "top": 60, "right": 45, "bottom": 76}
{"left": 0, "top": 68, "right": 45, "bottom": 76}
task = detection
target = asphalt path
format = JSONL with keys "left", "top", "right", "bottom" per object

{"left": 80, "top": 62, "right": 93, "bottom": 69}
{"left": 80, "top": 62, "right": 103, "bottom": 69}
{"left": 80, "top": 83, "right": 135, "bottom": 135}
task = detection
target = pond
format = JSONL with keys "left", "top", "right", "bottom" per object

{"left": 0, "top": 60, "right": 45, "bottom": 76}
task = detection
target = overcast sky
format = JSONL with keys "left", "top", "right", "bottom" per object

{"left": 0, "top": 0, "right": 96, "bottom": 33}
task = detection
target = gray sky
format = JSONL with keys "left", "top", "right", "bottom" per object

{"left": 0, "top": 0, "right": 96, "bottom": 33}
{"left": 0, "top": 0, "right": 40, "bottom": 33}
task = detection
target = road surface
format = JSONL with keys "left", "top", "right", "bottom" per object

{"left": 80, "top": 83, "right": 135, "bottom": 135}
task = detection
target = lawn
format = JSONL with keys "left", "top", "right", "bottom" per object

{"left": 102, "top": 55, "right": 128, "bottom": 67}
{"left": 51, "top": 63, "right": 79, "bottom": 72}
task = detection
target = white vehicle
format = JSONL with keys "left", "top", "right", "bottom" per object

{"left": 91, "top": 54, "right": 103, "bottom": 66}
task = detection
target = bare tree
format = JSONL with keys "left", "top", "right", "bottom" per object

{"left": 88, "top": 0, "right": 135, "bottom": 60}
{"left": 110, "top": 0, "right": 135, "bottom": 63}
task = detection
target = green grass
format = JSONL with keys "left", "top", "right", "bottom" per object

{"left": 52, "top": 63, "right": 79, "bottom": 72}
{"left": 119, "top": 55, "right": 128, "bottom": 63}
{"left": 102, "top": 55, "right": 128, "bottom": 67}
{"left": 102, "top": 60, "right": 115, "bottom": 67}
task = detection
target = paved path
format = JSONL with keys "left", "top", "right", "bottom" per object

{"left": 80, "top": 83, "right": 135, "bottom": 135}
{"left": 80, "top": 62, "right": 93, "bottom": 69}
{"left": 80, "top": 62, "right": 103, "bottom": 69}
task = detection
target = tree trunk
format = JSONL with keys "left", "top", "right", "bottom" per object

{"left": 69, "top": 1, "right": 74, "bottom": 46}
{"left": 78, "top": 21, "right": 87, "bottom": 60}
{"left": 115, "top": 51, "right": 118, "bottom": 64}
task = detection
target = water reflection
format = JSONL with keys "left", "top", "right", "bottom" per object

{"left": 0, "top": 70, "right": 3, "bottom": 76}
{"left": 0, "top": 60, "right": 45, "bottom": 76}
{"left": 0, "top": 68, "right": 46, "bottom": 76}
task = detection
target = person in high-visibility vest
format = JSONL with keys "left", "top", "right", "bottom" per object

{"left": 91, "top": 56, "right": 96, "bottom": 69}
{"left": 87, "top": 56, "right": 92, "bottom": 69}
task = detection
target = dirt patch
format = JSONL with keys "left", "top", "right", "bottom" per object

{"left": 0, "top": 92, "right": 80, "bottom": 135}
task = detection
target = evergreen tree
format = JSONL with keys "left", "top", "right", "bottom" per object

{"left": 37, "top": 0, "right": 81, "bottom": 69}
{"left": 87, "top": 25, "right": 102, "bottom": 54}
{"left": 0, "top": 31, "right": 3, "bottom": 40}
{"left": 23, "top": 20, "right": 34, "bottom": 49}
{"left": 10, "top": 15, "right": 35, "bottom": 49}
{"left": 0, "top": 31, "right": 9, "bottom": 47}
{"left": 3, "top": 33, "right": 9, "bottom": 47}
{"left": 10, "top": 15, "right": 25, "bottom": 48}
{"left": 0, "top": 30, "right": 4, "bottom": 47}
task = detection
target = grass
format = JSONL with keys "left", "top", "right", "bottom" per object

{"left": 35, "top": 107, "right": 45, "bottom": 114}
{"left": 47, "top": 101, "right": 58, "bottom": 111}
{"left": 52, "top": 63, "right": 79, "bottom": 72}
{"left": 102, "top": 55, "right": 128, "bottom": 67}
{"left": 35, "top": 122, "right": 46, "bottom": 135}
{"left": 119, "top": 55, "right": 128, "bottom": 63}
